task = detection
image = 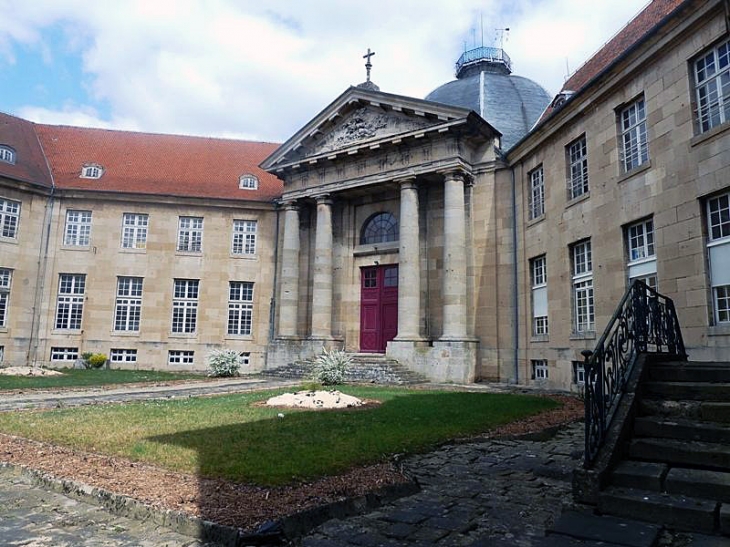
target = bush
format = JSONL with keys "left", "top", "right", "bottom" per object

{"left": 207, "top": 349, "right": 243, "bottom": 377}
{"left": 312, "top": 347, "right": 351, "bottom": 386}
{"left": 82, "top": 352, "right": 107, "bottom": 369}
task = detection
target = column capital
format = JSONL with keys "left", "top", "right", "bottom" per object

{"left": 281, "top": 199, "right": 300, "bottom": 211}
{"left": 314, "top": 194, "right": 333, "bottom": 206}
{"left": 395, "top": 175, "right": 418, "bottom": 190}
{"left": 438, "top": 168, "right": 467, "bottom": 183}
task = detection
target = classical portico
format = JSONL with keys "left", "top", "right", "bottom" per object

{"left": 262, "top": 85, "right": 500, "bottom": 383}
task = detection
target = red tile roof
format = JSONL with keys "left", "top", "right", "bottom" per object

{"left": 0, "top": 112, "right": 52, "bottom": 188}
{"left": 34, "top": 124, "right": 283, "bottom": 202}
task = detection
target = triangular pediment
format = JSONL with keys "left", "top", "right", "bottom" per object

{"left": 261, "top": 86, "right": 490, "bottom": 171}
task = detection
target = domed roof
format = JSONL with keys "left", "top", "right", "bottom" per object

{"left": 425, "top": 47, "right": 551, "bottom": 151}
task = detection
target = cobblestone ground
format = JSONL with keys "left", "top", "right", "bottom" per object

{"left": 297, "top": 422, "right": 584, "bottom": 547}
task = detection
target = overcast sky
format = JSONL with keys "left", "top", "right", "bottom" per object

{"left": 0, "top": 0, "right": 649, "bottom": 143}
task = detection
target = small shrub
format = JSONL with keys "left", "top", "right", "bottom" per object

{"left": 81, "top": 352, "right": 93, "bottom": 368}
{"left": 207, "top": 349, "right": 243, "bottom": 377}
{"left": 312, "top": 347, "right": 351, "bottom": 386}
{"left": 86, "top": 353, "right": 108, "bottom": 369}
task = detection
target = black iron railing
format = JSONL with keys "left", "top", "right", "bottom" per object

{"left": 582, "top": 280, "right": 686, "bottom": 467}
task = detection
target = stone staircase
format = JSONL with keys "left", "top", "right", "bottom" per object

{"left": 597, "top": 358, "right": 730, "bottom": 535}
{"left": 261, "top": 353, "right": 429, "bottom": 385}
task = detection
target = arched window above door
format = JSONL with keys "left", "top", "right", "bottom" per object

{"left": 360, "top": 212, "right": 398, "bottom": 245}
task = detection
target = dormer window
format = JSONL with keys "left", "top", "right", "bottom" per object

{"left": 80, "top": 164, "right": 104, "bottom": 179}
{"left": 0, "top": 145, "right": 16, "bottom": 165}
{"left": 239, "top": 174, "right": 258, "bottom": 190}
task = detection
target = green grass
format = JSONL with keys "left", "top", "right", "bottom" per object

{"left": 0, "top": 368, "right": 204, "bottom": 390}
{"left": 0, "top": 386, "right": 558, "bottom": 485}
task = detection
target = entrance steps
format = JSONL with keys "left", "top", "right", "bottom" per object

{"left": 261, "top": 353, "right": 429, "bottom": 385}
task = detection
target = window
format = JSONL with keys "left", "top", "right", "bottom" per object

{"left": 63, "top": 210, "right": 92, "bottom": 246}
{"left": 228, "top": 281, "right": 254, "bottom": 336}
{"left": 239, "top": 174, "right": 259, "bottom": 190}
{"left": 626, "top": 218, "right": 657, "bottom": 289}
{"left": 121, "top": 213, "right": 149, "bottom": 249}
{"left": 531, "top": 359, "right": 548, "bottom": 380}
{"left": 110, "top": 349, "right": 138, "bottom": 363}
{"left": 707, "top": 192, "right": 730, "bottom": 323}
{"left": 232, "top": 220, "right": 257, "bottom": 256}
{"left": 114, "top": 277, "right": 143, "bottom": 331}
{"left": 528, "top": 166, "right": 545, "bottom": 220}
{"left": 571, "top": 240, "right": 594, "bottom": 333}
{"left": 530, "top": 255, "right": 548, "bottom": 336}
{"left": 694, "top": 39, "right": 730, "bottom": 133}
{"left": 619, "top": 97, "right": 649, "bottom": 172}
{"left": 572, "top": 361, "right": 585, "bottom": 385}
{"left": 177, "top": 216, "right": 203, "bottom": 253}
{"left": 0, "top": 346, "right": 3, "bottom": 362}
{"left": 55, "top": 274, "right": 86, "bottom": 330}
{"left": 0, "top": 145, "right": 16, "bottom": 164}
{"left": 80, "top": 164, "right": 104, "bottom": 179}
{"left": 172, "top": 279, "right": 199, "bottom": 333}
{"left": 567, "top": 136, "right": 588, "bottom": 200}
{"left": 0, "top": 198, "right": 20, "bottom": 239}
{"left": 239, "top": 352, "right": 250, "bottom": 367}
{"left": 51, "top": 347, "right": 78, "bottom": 361}
{"left": 0, "top": 268, "right": 10, "bottom": 327}
{"left": 169, "top": 350, "right": 194, "bottom": 365}
{"left": 361, "top": 212, "right": 398, "bottom": 244}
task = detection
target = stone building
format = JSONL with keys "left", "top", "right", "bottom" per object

{"left": 1, "top": 0, "right": 728, "bottom": 390}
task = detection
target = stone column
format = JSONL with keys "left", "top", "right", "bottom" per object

{"left": 441, "top": 170, "right": 468, "bottom": 339}
{"left": 395, "top": 177, "right": 421, "bottom": 340}
{"left": 278, "top": 201, "right": 300, "bottom": 337}
{"left": 311, "top": 195, "right": 333, "bottom": 338}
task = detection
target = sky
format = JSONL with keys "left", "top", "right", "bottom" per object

{"left": 0, "top": 0, "right": 650, "bottom": 144}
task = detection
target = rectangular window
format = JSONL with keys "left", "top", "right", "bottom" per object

{"left": 528, "top": 166, "right": 545, "bottom": 220}
{"left": 626, "top": 218, "right": 657, "bottom": 288}
{"left": 177, "top": 216, "right": 203, "bottom": 253}
{"left": 239, "top": 352, "right": 250, "bottom": 367}
{"left": 531, "top": 359, "right": 548, "bottom": 380}
{"left": 694, "top": 39, "right": 730, "bottom": 133}
{"left": 572, "top": 361, "right": 585, "bottom": 385}
{"left": 168, "top": 350, "right": 194, "bottom": 365}
{"left": 530, "top": 255, "right": 548, "bottom": 336}
{"left": 0, "top": 268, "right": 10, "bottom": 328}
{"left": 63, "top": 210, "right": 92, "bottom": 246}
{"left": 228, "top": 281, "right": 254, "bottom": 335}
{"left": 572, "top": 240, "right": 594, "bottom": 333}
{"left": 51, "top": 347, "right": 78, "bottom": 361}
{"left": 567, "top": 136, "right": 588, "bottom": 200}
{"left": 232, "top": 220, "right": 257, "bottom": 255}
{"left": 0, "top": 197, "right": 20, "bottom": 239}
{"left": 707, "top": 192, "right": 730, "bottom": 323}
{"left": 619, "top": 97, "right": 649, "bottom": 172}
{"left": 0, "top": 346, "right": 4, "bottom": 362}
{"left": 114, "top": 277, "right": 143, "bottom": 331}
{"left": 121, "top": 213, "right": 149, "bottom": 249}
{"left": 110, "top": 349, "right": 138, "bottom": 363}
{"left": 55, "top": 274, "right": 86, "bottom": 330}
{"left": 172, "top": 279, "right": 199, "bottom": 333}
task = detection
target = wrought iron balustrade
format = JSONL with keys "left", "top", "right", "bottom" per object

{"left": 455, "top": 46, "right": 512, "bottom": 75}
{"left": 582, "top": 280, "right": 686, "bottom": 467}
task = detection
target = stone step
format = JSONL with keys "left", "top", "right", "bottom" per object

{"left": 598, "top": 486, "right": 719, "bottom": 533}
{"left": 643, "top": 382, "right": 730, "bottom": 402}
{"left": 665, "top": 468, "right": 730, "bottom": 503}
{"left": 261, "top": 359, "right": 429, "bottom": 385}
{"left": 610, "top": 460, "right": 667, "bottom": 491}
{"left": 630, "top": 437, "right": 730, "bottom": 471}
{"left": 649, "top": 363, "right": 730, "bottom": 383}
{"left": 703, "top": 403, "right": 730, "bottom": 424}
{"left": 541, "top": 510, "right": 660, "bottom": 547}
{"left": 634, "top": 416, "right": 730, "bottom": 444}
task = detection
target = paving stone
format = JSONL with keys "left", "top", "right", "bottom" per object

{"left": 548, "top": 510, "right": 660, "bottom": 547}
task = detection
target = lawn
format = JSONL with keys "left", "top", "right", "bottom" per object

{"left": 0, "top": 387, "right": 559, "bottom": 485}
{"left": 0, "top": 368, "right": 205, "bottom": 390}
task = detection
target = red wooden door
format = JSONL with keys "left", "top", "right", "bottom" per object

{"left": 360, "top": 265, "right": 399, "bottom": 352}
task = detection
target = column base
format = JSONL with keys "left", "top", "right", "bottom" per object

{"left": 266, "top": 336, "right": 343, "bottom": 370}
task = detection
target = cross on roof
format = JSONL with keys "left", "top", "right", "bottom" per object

{"left": 363, "top": 48, "right": 375, "bottom": 82}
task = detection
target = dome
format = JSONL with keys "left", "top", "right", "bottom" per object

{"left": 425, "top": 47, "right": 551, "bottom": 151}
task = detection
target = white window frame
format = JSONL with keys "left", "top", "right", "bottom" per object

{"left": 0, "top": 145, "right": 16, "bottom": 164}
{"left": 232, "top": 220, "right": 257, "bottom": 256}
{"left": 572, "top": 240, "right": 594, "bottom": 333}
{"left": 239, "top": 174, "right": 259, "bottom": 190}
{"left": 626, "top": 218, "right": 657, "bottom": 288}
{"left": 121, "top": 213, "right": 149, "bottom": 249}
{"left": 694, "top": 39, "right": 730, "bottom": 133}
{"left": 172, "top": 279, "right": 199, "bottom": 333}
{"left": 63, "top": 210, "right": 92, "bottom": 247}
{"left": 55, "top": 274, "right": 86, "bottom": 330}
{"left": 528, "top": 166, "right": 545, "bottom": 220}
{"left": 530, "top": 255, "right": 548, "bottom": 336}
{"left": 619, "top": 97, "right": 649, "bottom": 172}
{"left": 567, "top": 136, "right": 588, "bottom": 200}
{"left": 707, "top": 192, "right": 730, "bottom": 323}
{"left": 110, "top": 348, "right": 138, "bottom": 363}
{"left": 80, "top": 164, "right": 104, "bottom": 179}
{"left": 168, "top": 350, "right": 194, "bottom": 365}
{"left": 0, "top": 268, "right": 11, "bottom": 328}
{"left": 0, "top": 197, "right": 20, "bottom": 239}
{"left": 177, "top": 216, "right": 203, "bottom": 253}
{"left": 531, "top": 359, "right": 548, "bottom": 380}
{"left": 228, "top": 281, "right": 254, "bottom": 336}
{"left": 114, "top": 277, "right": 143, "bottom": 332}
{"left": 51, "top": 347, "right": 79, "bottom": 361}
{"left": 572, "top": 361, "right": 585, "bottom": 385}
